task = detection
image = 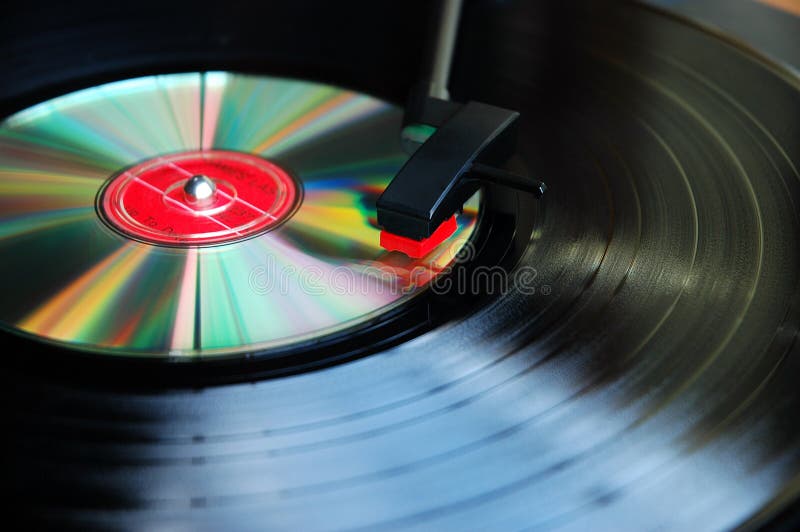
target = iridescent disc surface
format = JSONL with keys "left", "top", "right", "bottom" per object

{"left": 0, "top": 73, "right": 479, "bottom": 357}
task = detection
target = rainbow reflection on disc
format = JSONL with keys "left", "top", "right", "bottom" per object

{"left": 0, "top": 73, "right": 480, "bottom": 358}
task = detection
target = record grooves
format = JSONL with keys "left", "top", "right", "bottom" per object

{"left": 0, "top": 1, "right": 799, "bottom": 530}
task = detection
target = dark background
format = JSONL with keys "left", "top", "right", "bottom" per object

{"left": 0, "top": 0, "right": 433, "bottom": 117}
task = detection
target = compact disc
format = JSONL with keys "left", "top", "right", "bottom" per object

{"left": 0, "top": 73, "right": 479, "bottom": 357}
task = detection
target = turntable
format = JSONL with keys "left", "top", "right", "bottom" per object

{"left": 0, "top": 1, "right": 799, "bottom": 530}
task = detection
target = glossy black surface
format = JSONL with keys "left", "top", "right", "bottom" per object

{"left": 1, "top": 1, "right": 800, "bottom": 530}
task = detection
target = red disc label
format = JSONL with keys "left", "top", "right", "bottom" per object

{"left": 99, "top": 150, "right": 299, "bottom": 246}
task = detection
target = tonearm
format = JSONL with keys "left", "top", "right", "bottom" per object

{"left": 376, "top": 0, "right": 546, "bottom": 257}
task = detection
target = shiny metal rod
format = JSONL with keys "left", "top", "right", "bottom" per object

{"left": 427, "top": 0, "right": 463, "bottom": 100}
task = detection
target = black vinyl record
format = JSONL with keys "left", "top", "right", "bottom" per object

{"left": 1, "top": 1, "right": 800, "bottom": 530}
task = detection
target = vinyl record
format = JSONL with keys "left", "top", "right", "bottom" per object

{"left": 0, "top": 73, "right": 479, "bottom": 358}
{"left": 2, "top": 1, "right": 800, "bottom": 531}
